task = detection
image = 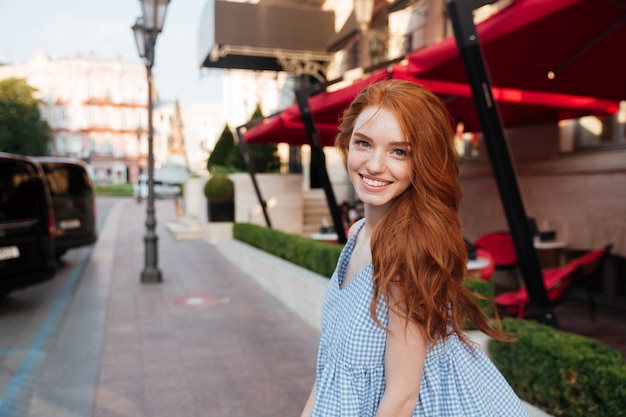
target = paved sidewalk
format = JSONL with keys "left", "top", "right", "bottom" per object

{"left": 25, "top": 197, "right": 555, "bottom": 417}
{"left": 89, "top": 198, "right": 319, "bottom": 417}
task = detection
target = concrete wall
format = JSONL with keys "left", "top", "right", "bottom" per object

{"left": 230, "top": 173, "right": 304, "bottom": 235}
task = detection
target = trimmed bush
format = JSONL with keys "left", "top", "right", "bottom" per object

{"left": 203, "top": 173, "right": 234, "bottom": 201}
{"left": 463, "top": 278, "right": 496, "bottom": 330}
{"left": 489, "top": 318, "right": 626, "bottom": 417}
{"left": 233, "top": 223, "right": 343, "bottom": 278}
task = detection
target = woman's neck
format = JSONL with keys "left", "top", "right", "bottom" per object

{"left": 363, "top": 203, "right": 390, "bottom": 231}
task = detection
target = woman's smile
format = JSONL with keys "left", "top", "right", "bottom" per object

{"left": 347, "top": 106, "right": 411, "bottom": 209}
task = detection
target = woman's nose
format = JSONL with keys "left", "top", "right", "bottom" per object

{"left": 365, "top": 150, "right": 385, "bottom": 173}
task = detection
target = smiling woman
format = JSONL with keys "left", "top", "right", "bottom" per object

{"left": 300, "top": 80, "right": 530, "bottom": 417}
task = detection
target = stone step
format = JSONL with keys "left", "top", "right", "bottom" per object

{"left": 165, "top": 218, "right": 204, "bottom": 240}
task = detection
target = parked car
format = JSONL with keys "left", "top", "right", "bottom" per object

{"left": 35, "top": 156, "right": 98, "bottom": 259}
{"left": 133, "top": 174, "right": 180, "bottom": 200}
{"left": 0, "top": 152, "right": 56, "bottom": 295}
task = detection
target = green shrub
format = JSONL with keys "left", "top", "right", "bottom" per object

{"left": 207, "top": 125, "right": 235, "bottom": 173}
{"left": 233, "top": 223, "right": 343, "bottom": 278}
{"left": 203, "top": 173, "right": 234, "bottom": 201}
{"left": 463, "top": 278, "right": 495, "bottom": 330}
{"left": 464, "top": 278, "right": 495, "bottom": 318}
{"left": 489, "top": 318, "right": 626, "bottom": 417}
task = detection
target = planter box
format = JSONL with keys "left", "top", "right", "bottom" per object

{"left": 207, "top": 199, "right": 234, "bottom": 222}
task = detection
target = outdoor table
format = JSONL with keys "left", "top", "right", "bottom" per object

{"left": 310, "top": 232, "right": 338, "bottom": 243}
{"left": 534, "top": 237, "right": 568, "bottom": 268}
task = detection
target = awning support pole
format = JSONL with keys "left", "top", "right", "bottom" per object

{"left": 447, "top": 0, "right": 558, "bottom": 327}
{"left": 236, "top": 125, "right": 272, "bottom": 228}
{"left": 295, "top": 84, "right": 347, "bottom": 244}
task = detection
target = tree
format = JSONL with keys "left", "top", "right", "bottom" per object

{"left": 207, "top": 124, "right": 235, "bottom": 173}
{"left": 240, "top": 104, "right": 280, "bottom": 173}
{"left": 0, "top": 77, "right": 52, "bottom": 155}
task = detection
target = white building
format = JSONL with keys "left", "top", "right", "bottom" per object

{"left": 153, "top": 100, "right": 225, "bottom": 175}
{"left": 0, "top": 51, "right": 226, "bottom": 182}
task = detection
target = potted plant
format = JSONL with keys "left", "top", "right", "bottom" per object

{"left": 203, "top": 173, "right": 235, "bottom": 222}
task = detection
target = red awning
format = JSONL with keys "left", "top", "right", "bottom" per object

{"left": 243, "top": 68, "right": 392, "bottom": 146}
{"left": 243, "top": 63, "right": 618, "bottom": 144}
{"left": 242, "top": 113, "right": 340, "bottom": 146}
{"left": 390, "top": 64, "right": 618, "bottom": 132}
{"left": 408, "top": 0, "right": 626, "bottom": 101}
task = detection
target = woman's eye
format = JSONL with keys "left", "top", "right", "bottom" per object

{"left": 392, "top": 149, "right": 406, "bottom": 156}
{"left": 355, "top": 140, "right": 370, "bottom": 148}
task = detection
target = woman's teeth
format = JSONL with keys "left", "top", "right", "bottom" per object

{"left": 362, "top": 177, "right": 390, "bottom": 187}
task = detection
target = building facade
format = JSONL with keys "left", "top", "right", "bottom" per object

{"left": 0, "top": 51, "right": 227, "bottom": 183}
{"left": 202, "top": 0, "right": 625, "bottom": 309}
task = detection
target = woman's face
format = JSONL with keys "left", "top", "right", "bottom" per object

{"left": 347, "top": 106, "right": 412, "bottom": 212}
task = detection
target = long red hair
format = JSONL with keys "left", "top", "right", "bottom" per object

{"left": 335, "top": 80, "right": 508, "bottom": 345}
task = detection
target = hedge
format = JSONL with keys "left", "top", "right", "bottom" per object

{"left": 489, "top": 318, "right": 626, "bottom": 417}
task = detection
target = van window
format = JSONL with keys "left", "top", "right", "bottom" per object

{"left": 0, "top": 160, "right": 46, "bottom": 222}
{"left": 41, "top": 163, "right": 92, "bottom": 197}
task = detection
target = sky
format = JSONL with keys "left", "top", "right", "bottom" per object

{"left": 0, "top": 0, "right": 223, "bottom": 103}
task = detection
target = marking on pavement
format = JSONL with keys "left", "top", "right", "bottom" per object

{"left": 0, "top": 248, "right": 92, "bottom": 416}
{"left": 172, "top": 295, "right": 230, "bottom": 307}
{"left": 0, "top": 201, "right": 114, "bottom": 416}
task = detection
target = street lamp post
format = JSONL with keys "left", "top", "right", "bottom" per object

{"left": 354, "top": 0, "right": 374, "bottom": 69}
{"left": 132, "top": 0, "right": 170, "bottom": 284}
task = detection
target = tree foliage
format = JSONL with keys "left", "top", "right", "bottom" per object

{"left": 234, "top": 103, "right": 280, "bottom": 173}
{"left": 0, "top": 77, "right": 52, "bottom": 155}
{"left": 207, "top": 124, "right": 235, "bottom": 173}
{"left": 207, "top": 103, "right": 281, "bottom": 174}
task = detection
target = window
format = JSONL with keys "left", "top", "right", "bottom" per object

{"left": 571, "top": 102, "right": 626, "bottom": 151}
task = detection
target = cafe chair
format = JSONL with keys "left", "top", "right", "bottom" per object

{"left": 495, "top": 244, "right": 612, "bottom": 320}
{"left": 476, "top": 248, "right": 495, "bottom": 281}
{"left": 474, "top": 231, "right": 520, "bottom": 288}
{"left": 564, "top": 244, "right": 613, "bottom": 320}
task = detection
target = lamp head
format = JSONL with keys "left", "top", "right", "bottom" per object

{"left": 140, "top": 0, "right": 171, "bottom": 33}
{"left": 132, "top": 16, "right": 147, "bottom": 59}
{"left": 354, "top": 0, "right": 374, "bottom": 31}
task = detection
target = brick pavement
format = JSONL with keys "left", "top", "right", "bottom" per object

{"left": 53, "top": 196, "right": 624, "bottom": 417}
{"left": 91, "top": 198, "right": 319, "bottom": 417}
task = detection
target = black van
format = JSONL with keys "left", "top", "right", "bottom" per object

{"left": 0, "top": 152, "right": 57, "bottom": 294}
{"left": 35, "top": 157, "right": 97, "bottom": 259}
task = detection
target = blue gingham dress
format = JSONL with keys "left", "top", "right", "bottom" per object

{"left": 311, "top": 221, "right": 529, "bottom": 416}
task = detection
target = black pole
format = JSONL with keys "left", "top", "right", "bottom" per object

{"left": 141, "top": 31, "right": 162, "bottom": 284}
{"left": 295, "top": 85, "right": 347, "bottom": 244}
{"left": 447, "top": 0, "right": 557, "bottom": 326}
{"left": 235, "top": 125, "right": 272, "bottom": 228}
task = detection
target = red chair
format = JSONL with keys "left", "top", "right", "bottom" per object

{"left": 476, "top": 248, "right": 495, "bottom": 281}
{"left": 474, "top": 231, "right": 520, "bottom": 288}
{"left": 563, "top": 244, "right": 613, "bottom": 319}
{"left": 495, "top": 244, "right": 612, "bottom": 319}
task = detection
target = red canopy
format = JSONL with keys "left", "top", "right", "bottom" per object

{"left": 243, "top": 68, "right": 392, "bottom": 146}
{"left": 243, "top": 63, "right": 618, "bottom": 144}
{"left": 244, "top": 0, "right": 623, "bottom": 145}
{"left": 408, "top": 0, "right": 626, "bottom": 101}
